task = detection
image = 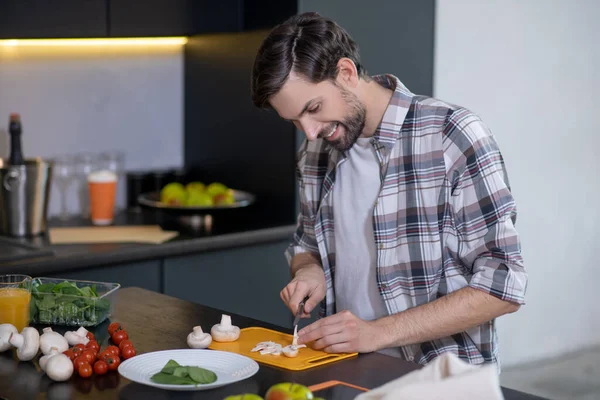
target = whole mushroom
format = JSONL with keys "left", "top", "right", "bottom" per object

{"left": 211, "top": 314, "right": 240, "bottom": 342}
{"left": 0, "top": 323, "right": 18, "bottom": 352}
{"left": 64, "top": 327, "right": 90, "bottom": 346}
{"left": 39, "top": 327, "right": 69, "bottom": 355}
{"left": 8, "top": 327, "right": 40, "bottom": 361}
{"left": 45, "top": 352, "right": 74, "bottom": 382}
{"left": 39, "top": 347, "right": 60, "bottom": 372}
{"left": 187, "top": 326, "right": 212, "bottom": 349}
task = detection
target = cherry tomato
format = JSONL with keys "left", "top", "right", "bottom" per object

{"left": 121, "top": 346, "right": 136, "bottom": 360}
{"left": 86, "top": 340, "right": 100, "bottom": 353}
{"left": 93, "top": 360, "right": 108, "bottom": 375}
{"left": 86, "top": 331, "right": 95, "bottom": 341}
{"left": 118, "top": 340, "right": 133, "bottom": 352}
{"left": 78, "top": 363, "right": 93, "bottom": 378}
{"left": 111, "top": 330, "right": 128, "bottom": 346}
{"left": 81, "top": 349, "right": 96, "bottom": 364}
{"left": 72, "top": 344, "right": 85, "bottom": 355}
{"left": 108, "top": 322, "right": 122, "bottom": 335}
{"left": 63, "top": 349, "right": 76, "bottom": 361}
{"left": 105, "top": 345, "right": 120, "bottom": 357}
{"left": 105, "top": 356, "right": 120, "bottom": 371}
{"left": 73, "top": 356, "right": 89, "bottom": 371}
{"left": 98, "top": 350, "right": 112, "bottom": 362}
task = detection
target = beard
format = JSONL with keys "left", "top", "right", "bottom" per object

{"left": 318, "top": 87, "right": 366, "bottom": 152}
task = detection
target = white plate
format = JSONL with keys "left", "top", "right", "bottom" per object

{"left": 118, "top": 349, "right": 260, "bottom": 391}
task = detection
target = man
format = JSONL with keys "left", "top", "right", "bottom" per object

{"left": 251, "top": 11, "right": 528, "bottom": 370}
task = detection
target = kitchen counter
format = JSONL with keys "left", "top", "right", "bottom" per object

{"left": 0, "top": 209, "right": 296, "bottom": 276}
{"left": 0, "top": 287, "right": 548, "bottom": 400}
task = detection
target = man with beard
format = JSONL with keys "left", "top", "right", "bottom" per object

{"left": 250, "top": 12, "right": 528, "bottom": 371}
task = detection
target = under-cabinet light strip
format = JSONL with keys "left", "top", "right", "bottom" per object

{"left": 0, "top": 37, "right": 188, "bottom": 47}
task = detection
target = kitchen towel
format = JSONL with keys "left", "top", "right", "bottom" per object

{"left": 354, "top": 352, "right": 504, "bottom": 400}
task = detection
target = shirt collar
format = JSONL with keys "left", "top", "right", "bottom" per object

{"left": 370, "top": 74, "right": 415, "bottom": 150}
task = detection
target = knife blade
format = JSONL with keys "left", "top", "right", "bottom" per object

{"left": 293, "top": 296, "right": 309, "bottom": 327}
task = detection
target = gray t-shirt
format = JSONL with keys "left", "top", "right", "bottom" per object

{"left": 332, "top": 137, "right": 402, "bottom": 358}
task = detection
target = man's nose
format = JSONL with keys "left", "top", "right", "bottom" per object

{"left": 297, "top": 120, "right": 320, "bottom": 141}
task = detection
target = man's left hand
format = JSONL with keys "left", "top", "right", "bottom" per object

{"left": 296, "top": 310, "right": 382, "bottom": 353}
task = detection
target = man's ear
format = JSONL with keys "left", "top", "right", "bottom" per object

{"left": 335, "top": 58, "right": 360, "bottom": 89}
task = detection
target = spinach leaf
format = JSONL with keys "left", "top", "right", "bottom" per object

{"left": 173, "top": 367, "right": 189, "bottom": 378}
{"left": 151, "top": 360, "right": 218, "bottom": 386}
{"left": 187, "top": 366, "right": 217, "bottom": 384}
{"left": 160, "top": 360, "right": 181, "bottom": 374}
{"left": 150, "top": 373, "right": 196, "bottom": 385}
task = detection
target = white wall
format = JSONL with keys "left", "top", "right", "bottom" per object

{"left": 0, "top": 45, "right": 184, "bottom": 216}
{"left": 435, "top": 0, "right": 600, "bottom": 367}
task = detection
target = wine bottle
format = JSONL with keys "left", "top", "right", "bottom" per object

{"left": 8, "top": 113, "right": 24, "bottom": 165}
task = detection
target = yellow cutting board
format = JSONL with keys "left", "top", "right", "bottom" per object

{"left": 208, "top": 327, "right": 358, "bottom": 371}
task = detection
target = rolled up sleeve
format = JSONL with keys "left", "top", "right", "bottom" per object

{"left": 284, "top": 174, "right": 320, "bottom": 267}
{"left": 449, "top": 118, "right": 528, "bottom": 305}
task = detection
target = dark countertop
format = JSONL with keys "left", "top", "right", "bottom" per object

{"left": 1, "top": 208, "right": 296, "bottom": 275}
{"left": 0, "top": 287, "right": 548, "bottom": 400}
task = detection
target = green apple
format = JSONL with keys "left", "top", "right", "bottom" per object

{"left": 213, "top": 190, "right": 235, "bottom": 205}
{"left": 185, "top": 190, "right": 214, "bottom": 206}
{"left": 223, "top": 394, "right": 263, "bottom": 400}
{"left": 160, "top": 182, "right": 187, "bottom": 205}
{"left": 186, "top": 181, "right": 206, "bottom": 193}
{"left": 206, "top": 182, "right": 229, "bottom": 196}
{"left": 264, "top": 382, "right": 314, "bottom": 400}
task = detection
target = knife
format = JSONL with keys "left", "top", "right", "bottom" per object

{"left": 293, "top": 296, "right": 309, "bottom": 328}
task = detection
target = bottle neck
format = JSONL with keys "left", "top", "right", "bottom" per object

{"left": 9, "top": 120, "right": 24, "bottom": 165}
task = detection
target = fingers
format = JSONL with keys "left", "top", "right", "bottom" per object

{"left": 297, "top": 316, "right": 343, "bottom": 345}
{"left": 313, "top": 332, "right": 349, "bottom": 351}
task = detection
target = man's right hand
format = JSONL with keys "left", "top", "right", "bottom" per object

{"left": 280, "top": 263, "right": 326, "bottom": 318}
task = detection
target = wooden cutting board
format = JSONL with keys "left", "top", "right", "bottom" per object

{"left": 208, "top": 327, "right": 358, "bottom": 371}
{"left": 48, "top": 225, "right": 179, "bottom": 245}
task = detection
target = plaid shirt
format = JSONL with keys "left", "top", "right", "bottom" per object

{"left": 284, "top": 74, "right": 528, "bottom": 368}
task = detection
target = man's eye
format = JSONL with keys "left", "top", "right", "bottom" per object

{"left": 308, "top": 105, "right": 321, "bottom": 113}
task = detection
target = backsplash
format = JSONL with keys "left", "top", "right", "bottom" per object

{"left": 0, "top": 45, "right": 184, "bottom": 217}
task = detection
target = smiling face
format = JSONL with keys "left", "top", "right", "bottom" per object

{"left": 269, "top": 71, "right": 367, "bottom": 153}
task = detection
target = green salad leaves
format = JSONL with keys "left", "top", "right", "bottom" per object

{"left": 150, "top": 360, "right": 218, "bottom": 385}
{"left": 30, "top": 280, "right": 111, "bottom": 326}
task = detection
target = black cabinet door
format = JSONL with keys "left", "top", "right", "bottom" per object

{"left": 0, "top": 0, "right": 107, "bottom": 39}
{"left": 109, "top": 0, "right": 240, "bottom": 37}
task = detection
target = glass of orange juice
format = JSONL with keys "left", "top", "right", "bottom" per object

{"left": 0, "top": 275, "right": 32, "bottom": 332}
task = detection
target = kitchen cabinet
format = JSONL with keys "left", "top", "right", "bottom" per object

{"left": 45, "top": 260, "right": 162, "bottom": 293}
{"left": 163, "top": 240, "right": 293, "bottom": 328}
{"left": 0, "top": 0, "right": 295, "bottom": 39}
{"left": 108, "top": 0, "right": 240, "bottom": 37}
{"left": 0, "top": 0, "right": 107, "bottom": 39}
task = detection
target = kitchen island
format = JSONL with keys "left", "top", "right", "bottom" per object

{"left": 0, "top": 288, "right": 547, "bottom": 400}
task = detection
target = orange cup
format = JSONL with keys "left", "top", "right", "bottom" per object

{"left": 88, "top": 170, "right": 118, "bottom": 225}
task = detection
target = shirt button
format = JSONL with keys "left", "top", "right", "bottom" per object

{"left": 409, "top": 356, "right": 414, "bottom": 361}
{"left": 378, "top": 243, "right": 384, "bottom": 249}
{"left": 374, "top": 200, "right": 378, "bottom": 207}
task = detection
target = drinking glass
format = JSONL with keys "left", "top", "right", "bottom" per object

{"left": 74, "top": 152, "right": 100, "bottom": 219}
{"left": 0, "top": 275, "right": 32, "bottom": 331}
{"left": 99, "top": 150, "right": 125, "bottom": 212}
{"left": 51, "top": 154, "right": 76, "bottom": 220}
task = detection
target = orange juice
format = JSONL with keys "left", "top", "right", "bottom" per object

{"left": 0, "top": 287, "right": 31, "bottom": 331}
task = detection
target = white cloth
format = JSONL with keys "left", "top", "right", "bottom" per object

{"left": 354, "top": 352, "right": 505, "bottom": 400}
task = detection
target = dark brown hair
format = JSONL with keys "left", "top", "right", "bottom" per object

{"left": 251, "top": 12, "right": 367, "bottom": 109}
